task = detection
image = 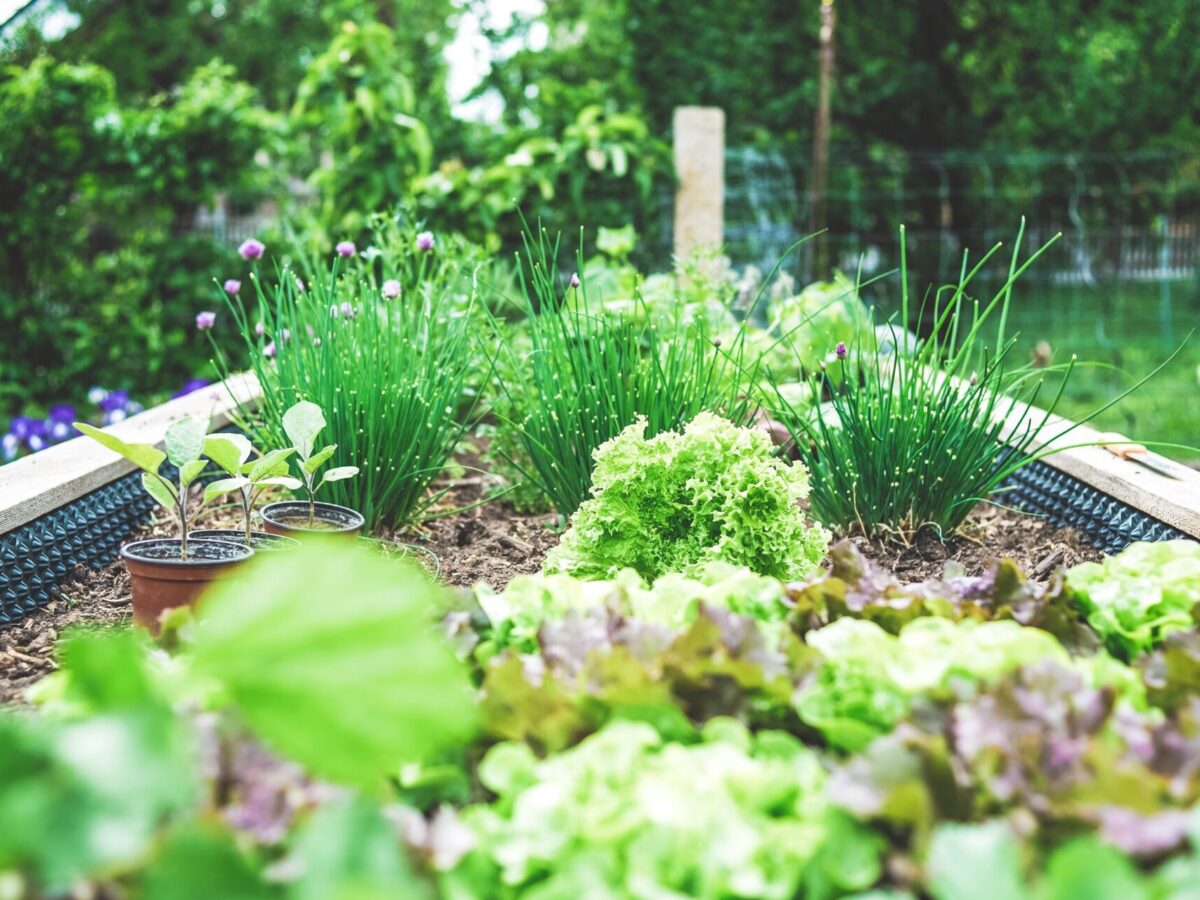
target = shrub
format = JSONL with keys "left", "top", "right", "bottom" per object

{"left": 544, "top": 413, "right": 829, "bottom": 581}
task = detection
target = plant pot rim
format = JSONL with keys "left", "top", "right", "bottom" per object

{"left": 189, "top": 529, "right": 301, "bottom": 549}
{"left": 120, "top": 537, "right": 254, "bottom": 566}
{"left": 259, "top": 500, "right": 365, "bottom": 534}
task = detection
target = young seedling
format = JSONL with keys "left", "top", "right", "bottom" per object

{"left": 76, "top": 416, "right": 210, "bottom": 559}
{"left": 202, "top": 434, "right": 302, "bottom": 544}
{"left": 281, "top": 400, "right": 360, "bottom": 527}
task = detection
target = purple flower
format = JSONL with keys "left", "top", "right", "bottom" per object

{"left": 335, "top": 241, "right": 356, "bottom": 258}
{"left": 295, "top": 277, "right": 306, "bottom": 293}
{"left": 416, "top": 231, "right": 435, "bottom": 252}
{"left": 27, "top": 433, "right": 47, "bottom": 452}
{"left": 224, "top": 279, "right": 242, "bottom": 296}
{"left": 569, "top": 272, "right": 581, "bottom": 289}
{"left": 382, "top": 279, "right": 401, "bottom": 299}
{"left": 263, "top": 341, "right": 277, "bottom": 358}
{"left": 835, "top": 341, "right": 848, "bottom": 360}
{"left": 1, "top": 434, "right": 17, "bottom": 462}
{"left": 255, "top": 321, "right": 265, "bottom": 337}
{"left": 48, "top": 420, "right": 75, "bottom": 442}
{"left": 279, "top": 328, "right": 291, "bottom": 342}
{"left": 339, "top": 301, "right": 355, "bottom": 319}
{"left": 99, "top": 390, "right": 130, "bottom": 413}
{"left": 9, "top": 416, "right": 36, "bottom": 440}
{"left": 238, "top": 238, "right": 265, "bottom": 261}
{"left": 87, "top": 386, "right": 108, "bottom": 405}
{"left": 196, "top": 311, "right": 217, "bottom": 331}
{"left": 172, "top": 378, "right": 211, "bottom": 399}
{"left": 48, "top": 404, "right": 76, "bottom": 424}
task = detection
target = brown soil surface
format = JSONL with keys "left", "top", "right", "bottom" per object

{"left": 0, "top": 459, "right": 1104, "bottom": 704}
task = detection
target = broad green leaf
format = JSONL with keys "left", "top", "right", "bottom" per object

{"left": 256, "top": 475, "right": 302, "bottom": 491}
{"left": 178, "top": 459, "right": 208, "bottom": 488}
{"left": 142, "top": 473, "right": 178, "bottom": 512}
{"left": 75, "top": 423, "right": 165, "bottom": 475}
{"left": 142, "top": 825, "right": 272, "bottom": 900}
{"left": 188, "top": 541, "right": 477, "bottom": 785}
{"left": 282, "top": 401, "right": 326, "bottom": 461}
{"left": 289, "top": 795, "right": 432, "bottom": 900}
{"left": 1039, "top": 837, "right": 1148, "bottom": 900}
{"left": 301, "top": 444, "right": 338, "bottom": 475}
{"left": 927, "top": 821, "right": 1024, "bottom": 900}
{"left": 164, "top": 417, "right": 208, "bottom": 469}
{"left": 204, "top": 477, "right": 250, "bottom": 504}
{"left": 319, "top": 466, "right": 359, "bottom": 488}
{"left": 245, "top": 447, "right": 295, "bottom": 482}
{"left": 203, "top": 434, "right": 253, "bottom": 476}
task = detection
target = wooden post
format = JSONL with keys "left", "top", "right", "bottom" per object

{"left": 808, "top": 0, "right": 836, "bottom": 278}
{"left": 673, "top": 107, "right": 725, "bottom": 261}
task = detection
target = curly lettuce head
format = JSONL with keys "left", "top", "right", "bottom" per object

{"left": 544, "top": 413, "right": 829, "bottom": 582}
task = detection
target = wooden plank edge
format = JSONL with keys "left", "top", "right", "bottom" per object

{"left": 0, "top": 372, "right": 262, "bottom": 534}
{"left": 993, "top": 391, "right": 1200, "bottom": 539}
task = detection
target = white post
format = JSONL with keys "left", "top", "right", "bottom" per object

{"left": 673, "top": 107, "right": 725, "bottom": 261}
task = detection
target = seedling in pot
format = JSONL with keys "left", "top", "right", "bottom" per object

{"left": 76, "top": 416, "right": 211, "bottom": 559}
{"left": 282, "top": 400, "right": 360, "bottom": 528}
{"left": 202, "top": 434, "right": 303, "bottom": 545}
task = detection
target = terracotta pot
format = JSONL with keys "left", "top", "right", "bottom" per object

{"left": 260, "top": 500, "right": 365, "bottom": 539}
{"left": 189, "top": 529, "right": 300, "bottom": 552}
{"left": 120, "top": 538, "right": 253, "bottom": 633}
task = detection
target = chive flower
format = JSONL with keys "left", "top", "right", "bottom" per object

{"left": 255, "top": 321, "right": 265, "bottom": 337}
{"left": 416, "top": 231, "right": 435, "bottom": 252}
{"left": 224, "top": 279, "right": 241, "bottom": 296}
{"left": 569, "top": 272, "right": 581, "bottom": 289}
{"left": 382, "top": 279, "right": 401, "bottom": 299}
{"left": 835, "top": 341, "right": 848, "bottom": 360}
{"left": 263, "top": 341, "right": 277, "bottom": 358}
{"left": 336, "top": 241, "right": 356, "bottom": 258}
{"left": 196, "top": 311, "right": 217, "bottom": 331}
{"left": 339, "top": 301, "right": 356, "bottom": 319}
{"left": 238, "top": 238, "right": 265, "bottom": 260}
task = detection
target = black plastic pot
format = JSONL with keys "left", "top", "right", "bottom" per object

{"left": 189, "top": 529, "right": 300, "bottom": 552}
{"left": 259, "top": 501, "right": 365, "bottom": 539}
{"left": 120, "top": 538, "right": 253, "bottom": 633}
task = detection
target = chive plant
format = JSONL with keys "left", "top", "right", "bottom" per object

{"left": 490, "top": 227, "right": 760, "bottom": 518}
{"left": 212, "top": 236, "right": 481, "bottom": 529}
{"left": 775, "top": 222, "right": 1176, "bottom": 539}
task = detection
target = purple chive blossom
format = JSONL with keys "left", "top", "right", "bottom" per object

{"left": 835, "top": 341, "right": 848, "bottom": 360}
{"left": 9, "top": 417, "right": 36, "bottom": 440}
{"left": 255, "top": 321, "right": 266, "bottom": 337}
{"left": 569, "top": 272, "right": 581, "bottom": 289}
{"left": 196, "top": 310, "right": 217, "bottom": 331}
{"left": 103, "top": 408, "right": 127, "bottom": 425}
{"left": 27, "top": 433, "right": 47, "bottom": 452}
{"left": 416, "top": 231, "right": 435, "bottom": 252}
{"left": 280, "top": 328, "right": 291, "bottom": 342}
{"left": 335, "top": 241, "right": 356, "bottom": 258}
{"left": 238, "top": 238, "right": 265, "bottom": 261}
{"left": 263, "top": 341, "right": 277, "bottom": 358}
{"left": 339, "top": 301, "right": 355, "bottom": 319}
{"left": 47, "top": 404, "right": 76, "bottom": 424}
{"left": 295, "top": 277, "right": 306, "bottom": 293}
{"left": 1, "top": 434, "right": 18, "bottom": 462}
{"left": 382, "top": 279, "right": 401, "bottom": 299}
{"left": 87, "top": 386, "right": 108, "bottom": 405}
{"left": 224, "top": 279, "right": 242, "bottom": 296}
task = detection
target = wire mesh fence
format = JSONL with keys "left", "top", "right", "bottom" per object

{"left": 724, "top": 147, "right": 1200, "bottom": 351}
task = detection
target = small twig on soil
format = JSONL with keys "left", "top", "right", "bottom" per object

{"left": 1031, "top": 548, "right": 1065, "bottom": 580}
{"left": 495, "top": 532, "right": 533, "bottom": 555}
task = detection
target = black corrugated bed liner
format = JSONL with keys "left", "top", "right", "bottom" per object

{"left": 999, "top": 459, "right": 1188, "bottom": 555}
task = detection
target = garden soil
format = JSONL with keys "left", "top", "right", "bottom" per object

{"left": 0, "top": 461, "right": 1104, "bottom": 704}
